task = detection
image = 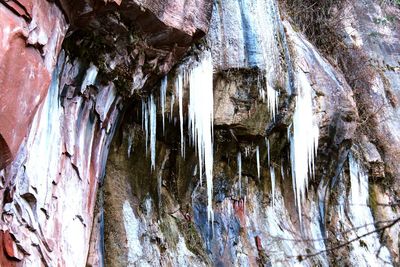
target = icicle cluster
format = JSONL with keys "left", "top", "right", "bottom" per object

{"left": 141, "top": 94, "right": 157, "bottom": 171}
{"left": 187, "top": 52, "right": 214, "bottom": 222}
{"left": 141, "top": 52, "right": 214, "bottom": 222}
{"left": 265, "top": 82, "right": 279, "bottom": 121}
{"left": 258, "top": 85, "right": 279, "bottom": 125}
{"left": 290, "top": 71, "right": 319, "bottom": 218}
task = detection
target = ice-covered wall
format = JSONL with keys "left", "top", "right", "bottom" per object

{"left": 0, "top": 52, "right": 121, "bottom": 266}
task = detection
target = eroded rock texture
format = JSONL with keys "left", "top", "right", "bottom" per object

{"left": 0, "top": 0, "right": 399, "bottom": 266}
{"left": 0, "top": 0, "right": 213, "bottom": 265}
{"left": 102, "top": 0, "right": 400, "bottom": 266}
{"left": 0, "top": 0, "right": 67, "bottom": 169}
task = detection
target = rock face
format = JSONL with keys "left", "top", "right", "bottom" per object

{"left": 0, "top": 0, "right": 213, "bottom": 266}
{"left": 0, "top": 0, "right": 67, "bottom": 169}
{"left": 0, "top": 0, "right": 400, "bottom": 266}
{"left": 102, "top": 0, "right": 400, "bottom": 266}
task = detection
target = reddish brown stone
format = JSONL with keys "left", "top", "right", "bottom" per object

{"left": 0, "top": 231, "right": 17, "bottom": 266}
{"left": 2, "top": 231, "right": 16, "bottom": 259}
{"left": 0, "top": 1, "right": 67, "bottom": 169}
{"left": 255, "top": 236, "right": 263, "bottom": 251}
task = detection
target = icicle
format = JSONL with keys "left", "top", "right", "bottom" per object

{"left": 244, "top": 146, "right": 251, "bottom": 157}
{"left": 237, "top": 152, "right": 242, "bottom": 197}
{"left": 270, "top": 166, "right": 275, "bottom": 206}
{"left": 149, "top": 94, "right": 157, "bottom": 171}
{"left": 160, "top": 76, "right": 167, "bottom": 134}
{"left": 127, "top": 132, "right": 133, "bottom": 158}
{"left": 266, "top": 82, "right": 279, "bottom": 121}
{"left": 142, "top": 99, "right": 149, "bottom": 155}
{"left": 256, "top": 146, "right": 260, "bottom": 179}
{"left": 259, "top": 87, "right": 266, "bottom": 102}
{"left": 176, "top": 68, "right": 185, "bottom": 158}
{"left": 170, "top": 94, "right": 175, "bottom": 122}
{"left": 187, "top": 52, "right": 214, "bottom": 223}
{"left": 266, "top": 137, "right": 270, "bottom": 165}
{"left": 290, "top": 71, "right": 319, "bottom": 220}
{"left": 81, "top": 63, "right": 98, "bottom": 93}
{"left": 141, "top": 99, "right": 145, "bottom": 130}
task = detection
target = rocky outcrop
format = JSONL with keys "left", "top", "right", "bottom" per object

{"left": 0, "top": 0, "right": 399, "bottom": 266}
{"left": 328, "top": 0, "right": 400, "bottom": 263}
{"left": 0, "top": 0, "right": 67, "bottom": 169}
{"left": 0, "top": 0, "right": 213, "bottom": 265}
{"left": 0, "top": 52, "right": 121, "bottom": 266}
{"left": 102, "top": 0, "right": 400, "bottom": 266}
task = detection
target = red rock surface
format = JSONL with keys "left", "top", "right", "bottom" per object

{"left": 0, "top": 231, "right": 18, "bottom": 267}
{"left": 0, "top": 1, "right": 67, "bottom": 169}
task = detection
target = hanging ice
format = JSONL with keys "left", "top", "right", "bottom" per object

{"left": 237, "top": 152, "right": 242, "bottom": 197}
{"left": 160, "top": 76, "right": 167, "bottom": 133}
{"left": 266, "top": 137, "right": 270, "bottom": 165}
{"left": 175, "top": 68, "right": 185, "bottom": 157}
{"left": 142, "top": 99, "right": 149, "bottom": 155}
{"left": 187, "top": 52, "right": 214, "bottom": 222}
{"left": 81, "top": 63, "right": 98, "bottom": 92}
{"left": 290, "top": 71, "right": 319, "bottom": 218}
{"left": 266, "top": 82, "right": 279, "bottom": 121}
{"left": 170, "top": 94, "right": 175, "bottom": 121}
{"left": 256, "top": 146, "right": 260, "bottom": 179}
{"left": 270, "top": 166, "right": 275, "bottom": 206}
{"left": 244, "top": 146, "right": 251, "bottom": 157}
{"left": 149, "top": 94, "right": 157, "bottom": 171}
{"left": 253, "top": 0, "right": 280, "bottom": 121}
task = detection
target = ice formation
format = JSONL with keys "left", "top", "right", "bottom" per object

{"left": 160, "top": 76, "right": 167, "bottom": 133}
{"left": 141, "top": 95, "right": 157, "bottom": 170}
{"left": 266, "top": 137, "right": 270, "bottom": 165}
{"left": 170, "top": 93, "right": 175, "bottom": 121}
{"left": 266, "top": 82, "right": 279, "bottom": 121}
{"left": 187, "top": 52, "right": 214, "bottom": 222}
{"left": 80, "top": 63, "right": 98, "bottom": 92}
{"left": 256, "top": 146, "right": 260, "bottom": 179}
{"left": 176, "top": 68, "right": 185, "bottom": 157}
{"left": 290, "top": 71, "right": 319, "bottom": 218}
{"left": 150, "top": 94, "right": 157, "bottom": 171}
{"left": 237, "top": 152, "right": 242, "bottom": 197}
{"left": 141, "top": 99, "right": 149, "bottom": 155}
{"left": 141, "top": 52, "right": 215, "bottom": 221}
{"left": 123, "top": 201, "right": 143, "bottom": 263}
{"left": 270, "top": 166, "right": 275, "bottom": 206}
{"left": 347, "top": 153, "right": 392, "bottom": 265}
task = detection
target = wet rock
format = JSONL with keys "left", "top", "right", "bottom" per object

{"left": 0, "top": 1, "right": 67, "bottom": 168}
